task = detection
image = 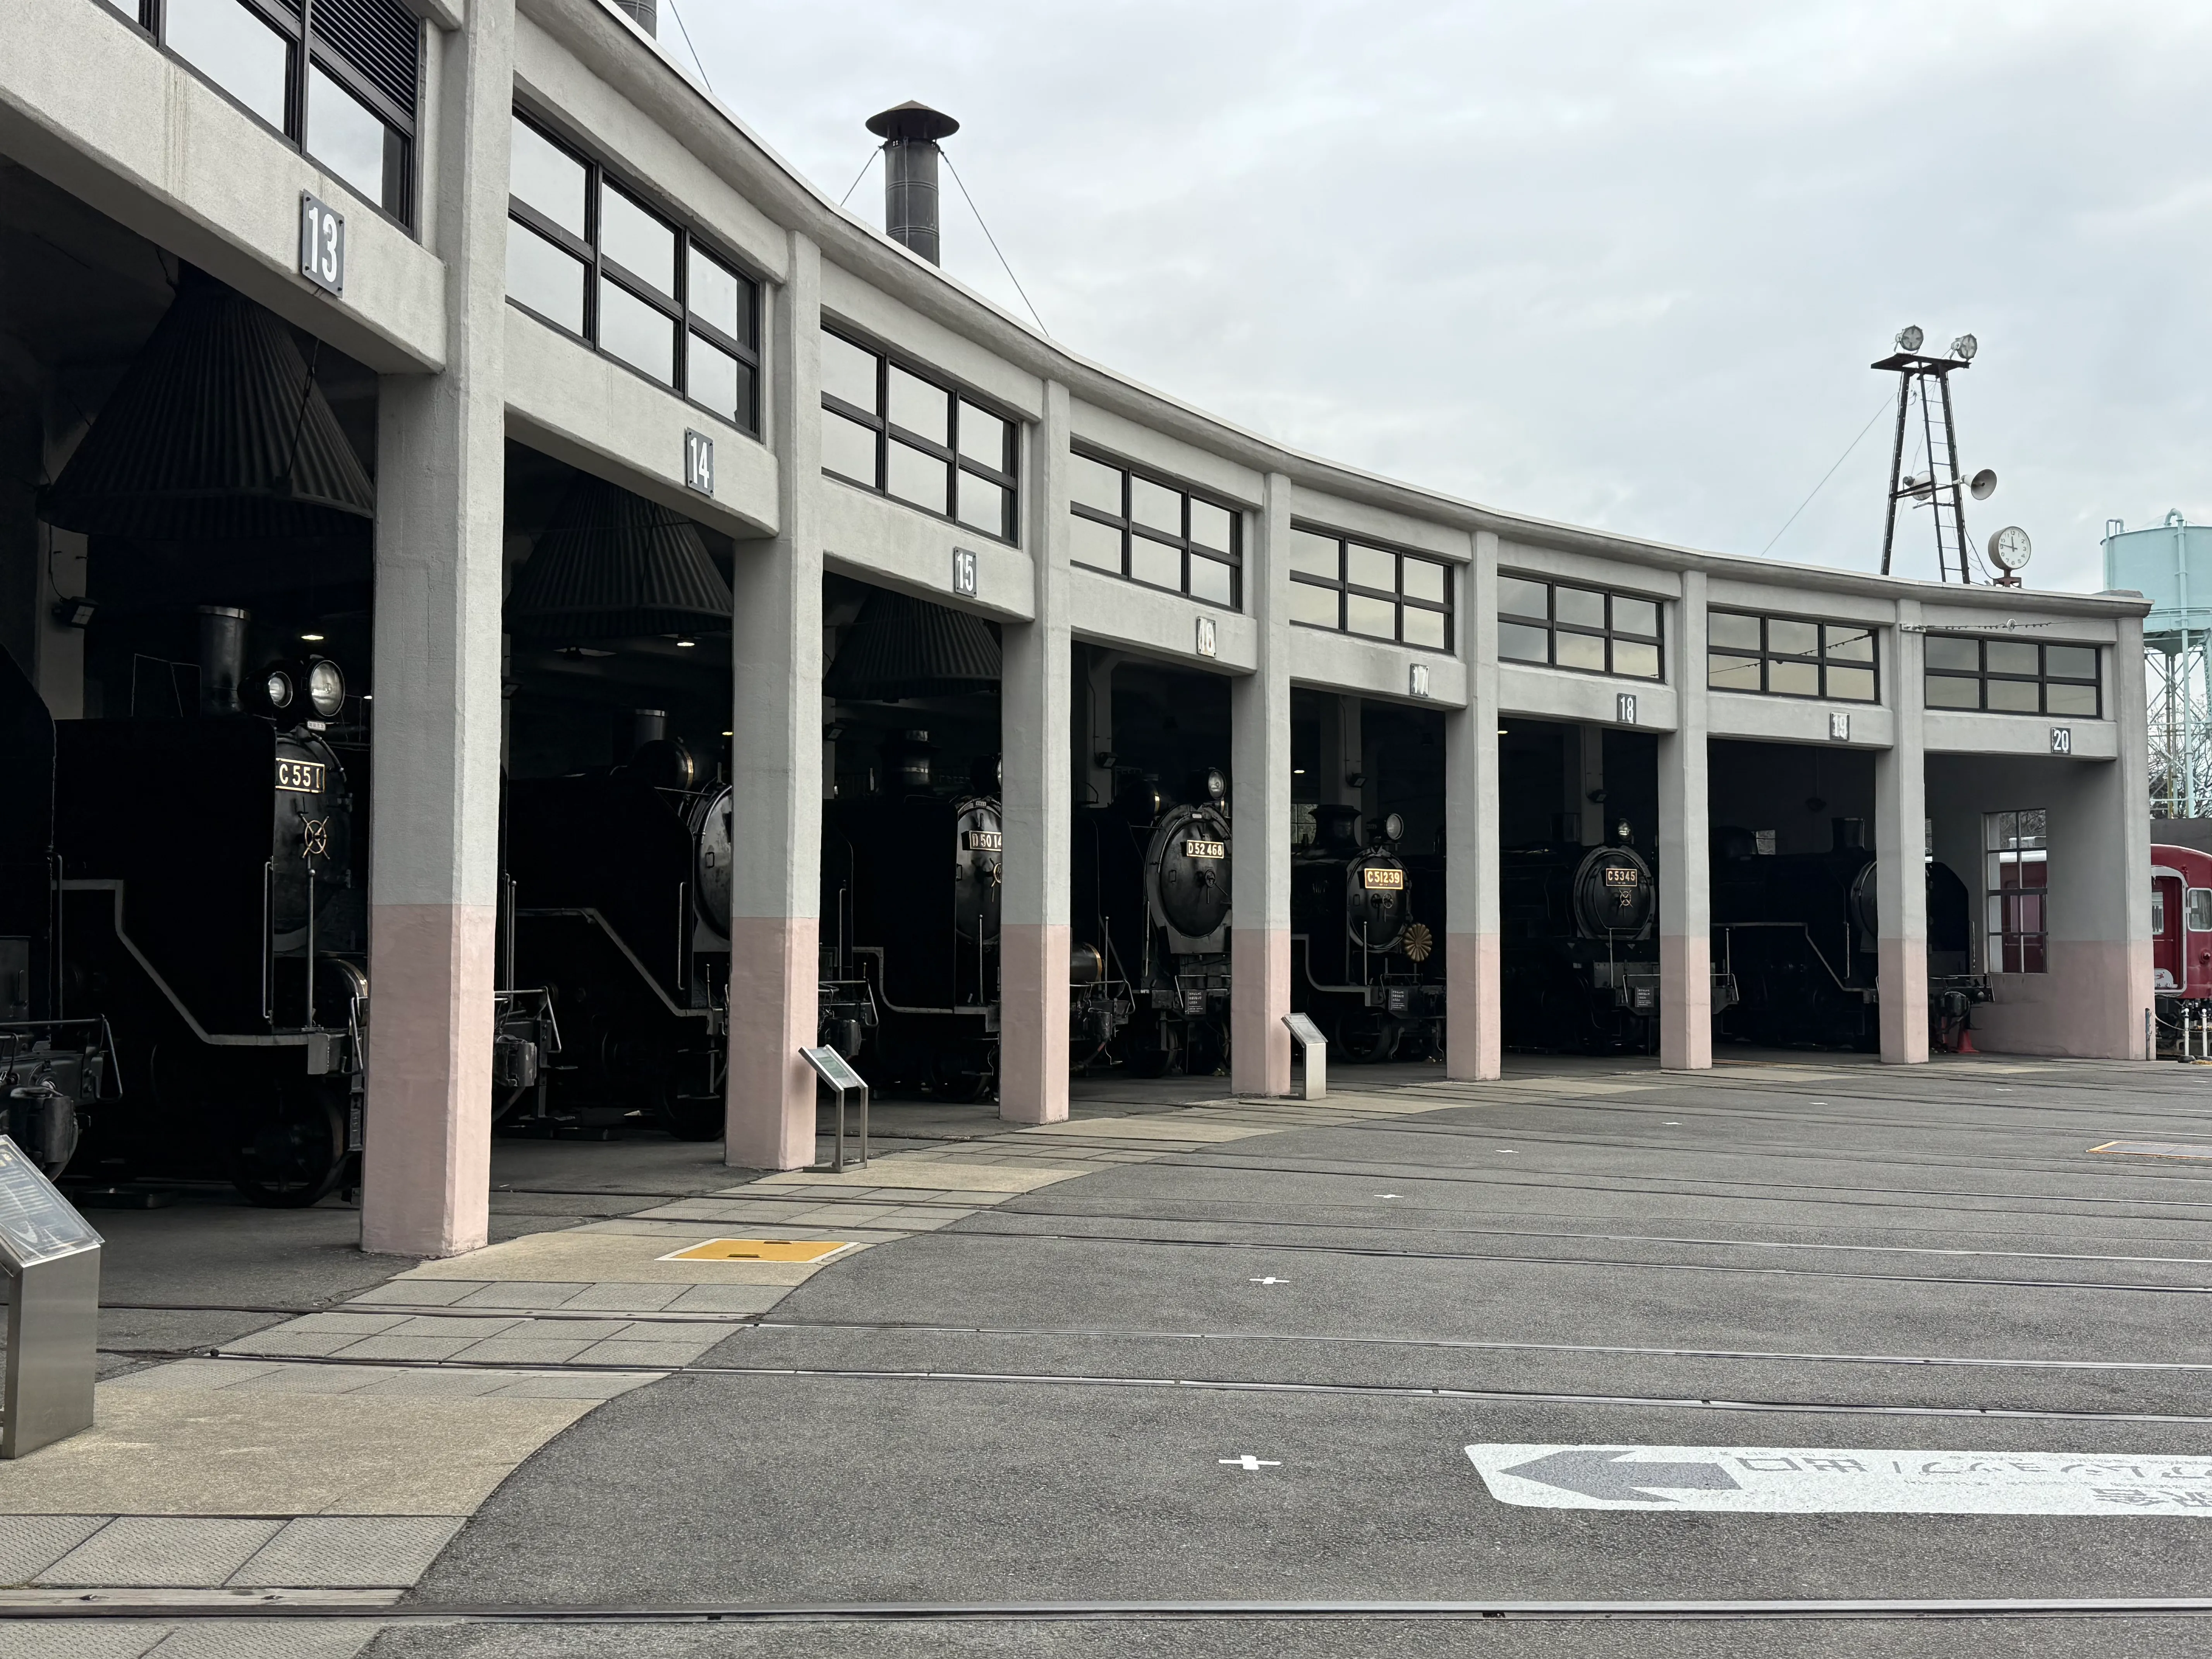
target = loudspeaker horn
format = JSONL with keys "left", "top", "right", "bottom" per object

{"left": 1966, "top": 468, "right": 1997, "bottom": 500}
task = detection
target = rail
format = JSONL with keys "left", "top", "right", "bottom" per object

{"left": 515, "top": 907, "right": 715, "bottom": 1024}
{"left": 1714, "top": 921, "right": 1855, "bottom": 995}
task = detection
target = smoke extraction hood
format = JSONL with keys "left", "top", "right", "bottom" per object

{"left": 506, "top": 472, "right": 732, "bottom": 641}
{"left": 41, "top": 267, "right": 373, "bottom": 540}
{"left": 826, "top": 587, "right": 1000, "bottom": 701}
{"left": 866, "top": 101, "right": 959, "bottom": 265}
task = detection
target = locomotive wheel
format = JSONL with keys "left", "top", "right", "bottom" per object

{"left": 232, "top": 1086, "right": 350, "bottom": 1208}
{"left": 1182, "top": 1021, "right": 1226, "bottom": 1077}
{"left": 1336, "top": 1013, "right": 1401, "bottom": 1065}
{"left": 656, "top": 1093, "right": 725, "bottom": 1141}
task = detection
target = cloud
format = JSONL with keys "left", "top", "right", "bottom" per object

{"left": 678, "top": 0, "right": 2212, "bottom": 591}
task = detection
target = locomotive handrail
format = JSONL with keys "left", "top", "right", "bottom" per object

{"left": 848, "top": 947, "right": 993, "bottom": 1017}
{"left": 515, "top": 907, "right": 715, "bottom": 1023}
{"left": 1290, "top": 933, "right": 1382, "bottom": 997}
{"left": 1714, "top": 921, "right": 1855, "bottom": 994}
{"left": 59, "top": 881, "right": 322, "bottom": 1048}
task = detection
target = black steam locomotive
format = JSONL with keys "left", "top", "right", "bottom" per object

{"left": 1710, "top": 822, "right": 1982, "bottom": 1049}
{"left": 1071, "top": 773, "right": 1232, "bottom": 1077}
{"left": 819, "top": 734, "right": 1003, "bottom": 1099}
{"left": 501, "top": 734, "right": 731, "bottom": 1139}
{"left": 1498, "top": 837, "right": 1661, "bottom": 1052}
{"left": 0, "top": 613, "right": 367, "bottom": 1202}
{"left": 1292, "top": 805, "right": 1443, "bottom": 1063}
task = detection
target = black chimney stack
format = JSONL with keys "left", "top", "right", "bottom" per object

{"left": 613, "top": 0, "right": 656, "bottom": 36}
{"left": 865, "top": 101, "right": 959, "bottom": 265}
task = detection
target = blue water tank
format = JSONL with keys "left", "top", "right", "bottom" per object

{"left": 2104, "top": 512, "right": 2212, "bottom": 633}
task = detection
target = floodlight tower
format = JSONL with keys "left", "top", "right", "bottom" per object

{"left": 1875, "top": 328, "right": 1996, "bottom": 582}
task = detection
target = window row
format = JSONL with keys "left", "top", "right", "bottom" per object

{"left": 820, "top": 329, "right": 1018, "bottom": 541}
{"left": 1926, "top": 637, "right": 2099, "bottom": 718}
{"left": 507, "top": 113, "right": 761, "bottom": 434}
{"left": 1499, "top": 575, "right": 1662, "bottom": 680}
{"left": 1069, "top": 450, "right": 1240, "bottom": 606}
{"left": 103, "top": 0, "right": 418, "bottom": 222}
{"left": 1287, "top": 527, "right": 1453, "bottom": 650}
{"left": 1985, "top": 808, "right": 2048, "bottom": 974}
{"left": 1708, "top": 610, "right": 1878, "bottom": 703}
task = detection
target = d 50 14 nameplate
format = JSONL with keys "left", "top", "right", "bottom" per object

{"left": 962, "top": 829, "right": 1003, "bottom": 852}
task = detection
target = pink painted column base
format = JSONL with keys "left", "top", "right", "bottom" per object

{"left": 1660, "top": 932, "right": 1713, "bottom": 1071}
{"left": 1878, "top": 937, "right": 1930, "bottom": 1064}
{"left": 1445, "top": 932, "right": 1501, "bottom": 1081}
{"left": 1000, "top": 921, "right": 1070, "bottom": 1124}
{"left": 1973, "top": 940, "right": 2154, "bottom": 1060}
{"left": 1231, "top": 927, "right": 1291, "bottom": 1097}
{"left": 362, "top": 903, "right": 495, "bottom": 1258}
{"left": 725, "top": 915, "right": 819, "bottom": 1170}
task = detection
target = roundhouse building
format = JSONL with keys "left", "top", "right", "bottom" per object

{"left": 0, "top": 0, "right": 2151, "bottom": 1255}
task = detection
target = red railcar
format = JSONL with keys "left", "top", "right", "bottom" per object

{"left": 2150, "top": 843, "right": 2212, "bottom": 1003}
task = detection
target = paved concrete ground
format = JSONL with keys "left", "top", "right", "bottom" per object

{"left": 7, "top": 1054, "right": 2212, "bottom": 1656}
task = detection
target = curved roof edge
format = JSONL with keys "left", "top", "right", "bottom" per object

{"left": 545, "top": 0, "right": 2147, "bottom": 620}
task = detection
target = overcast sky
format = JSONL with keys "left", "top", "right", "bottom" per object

{"left": 674, "top": 0, "right": 2207, "bottom": 595}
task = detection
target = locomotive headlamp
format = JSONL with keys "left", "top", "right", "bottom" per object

{"left": 264, "top": 667, "right": 296, "bottom": 712}
{"left": 1383, "top": 812, "right": 1406, "bottom": 842}
{"left": 306, "top": 658, "right": 346, "bottom": 718}
{"left": 1205, "top": 768, "right": 1226, "bottom": 803}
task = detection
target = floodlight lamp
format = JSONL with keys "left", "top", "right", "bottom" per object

{"left": 1950, "top": 334, "right": 1977, "bottom": 362}
{"left": 1896, "top": 325, "right": 1924, "bottom": 353}
{"left": 306, "top": 658, "right": 346, "bottom": 718}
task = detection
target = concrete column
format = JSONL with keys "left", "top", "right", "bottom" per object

{"left": 1658, "top": 569, "right": 1711, "bottom": 1070}
{"left": 2111, "top": 616, "right": 2156, "bottom": 1059}
{"left": 1230, "top": 472, "right": 1293, "bottom": 1097}
{"left": 1445, "top": 531, "right": 1501, "bottom": 1080}
{"left": 1000, "top": 380, "right": 1072, "bottom": 1124}
{"left": 724, "top": 230, "right": 824, "bottom": 1169}
{"left": 361, "top": 2, "right": 514, "bottom": 1257}
{"left": 1876, "top": 600, "right": 1929, "bottom": 1063}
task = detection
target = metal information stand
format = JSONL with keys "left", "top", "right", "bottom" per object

{"left": 800, "top": 1046, "right": 870, "bottom": 1173}
{"left": 0, "top": 1135, "right": 102, "bottom": 1457}
{"left": 1283, "top": 1013, "right": 1328, "bottom": 1101}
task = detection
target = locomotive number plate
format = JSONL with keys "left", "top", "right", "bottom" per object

{"left": 275, "top": 758, "right": 327, "bottom": 794}
{"left": 1362, "top": 867, "right": 1405, "bottom": 890}
{"left": 1604, "top": 867, "right": 1640, "bottom": 886}
{"left": 1184, "top": 839, "right": 1226, "bottom": 860}
{"left": 963, "top": 830, "right": 1003, "bottom": 852}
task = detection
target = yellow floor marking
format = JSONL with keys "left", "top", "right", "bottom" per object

{"left": 657, "top": 1238, "right": 858, "bottom": 1263}
{"left": 2090, "top": 1140, "right": 2212, "bottom": 1160}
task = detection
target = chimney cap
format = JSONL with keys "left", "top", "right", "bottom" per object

{"left": 867, "top": 101, "right": 959, "bottom": 143}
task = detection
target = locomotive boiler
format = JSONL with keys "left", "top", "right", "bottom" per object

{"left": 1710, "top": 822, "right": 1981, "bottom": 1050}
{"left": 1498, "top": 835, "right": 1661, "bottom": 1052}
{"left": 1071, "top": 772, "right": 1232, "bottom": 1077}
{"left": 819, "top": 735, "right": 1003, "bottom": 1099}
{"left": 1291, "top": 805, "right": 1443, "bottom": 1063}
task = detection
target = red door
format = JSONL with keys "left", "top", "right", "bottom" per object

{"left": 2154, "top": 873, "right": 2185, "bottom": 991}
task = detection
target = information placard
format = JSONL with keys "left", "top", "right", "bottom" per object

{"left": 0, "top": 1136, "right": 101, "bottom": 1271}
{"left": 1283, "top": 1013, "right": 1327, "bottom": 1049}
{"left": 800, "top": 1045, "right": 866, "bottom": 1093}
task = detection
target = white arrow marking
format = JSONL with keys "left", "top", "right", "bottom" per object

{"left": 1467, "top": 1443, "right": 2212, "bottom": 1515}
{"left": 1249, "top": 1276, "right": 1287, "bottom": 1285}
{"left": 1221, "top": 1456, "right": 1281, "bottom": 1471}
{"left": 1374, "top": 1194, "right": 1400, "bottom": 1199}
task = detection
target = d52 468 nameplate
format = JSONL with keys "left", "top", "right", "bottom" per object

{"left": 1184, "top": 838, "right": 1226, "bottom": 860}
{"left": 275, "top": 759, "right": 328, "bottom": 794}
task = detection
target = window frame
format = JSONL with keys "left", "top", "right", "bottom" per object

{"left": 818, "top": 326, "right": 1020, "bottom": 544}
{"left": 1286, "top": 522, "right": 1455, "bottom": 652}
{"left": 1925, "top": 636, "right": 2102, "bottom": 718}
{"left": 1706, "top": 608, "right": 1881, "bottom": 703}
{"left": 108, "top": 0, "right": 420, "bottom": 227}
{"left": 1066, "top": 446, "right": 1243, "bottom": 608}
{"left": 1983, "top": 808, "right": 2049, "bottom": 974}
{"left": 506, "top": 110, "right": 763, "bottom": 437}
{"left": 1496, "top": 573, "right": 1664, "bottom": 681}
